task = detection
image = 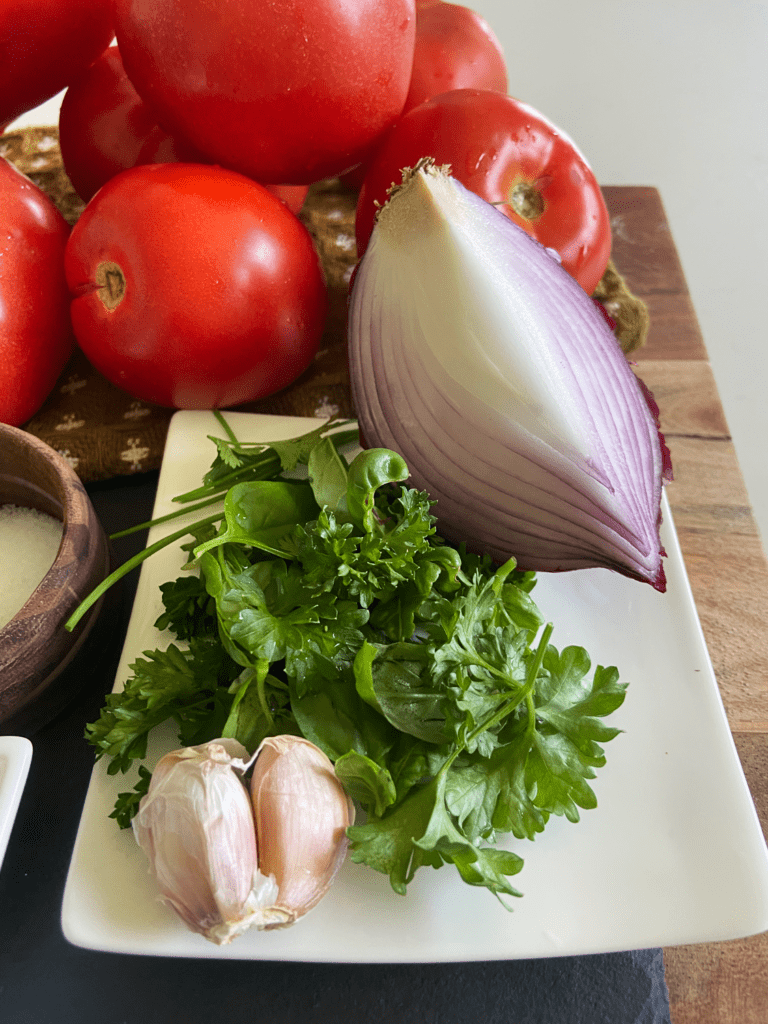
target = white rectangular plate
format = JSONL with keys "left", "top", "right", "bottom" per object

{"left": 0, "top": 735, "right": 32, "bottom": 870}
{"left": 62, "top": 410, "right": 768, "bottom": 961}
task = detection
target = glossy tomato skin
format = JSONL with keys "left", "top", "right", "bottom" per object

{"left": 0, "top": 0, "right": 114, "bottom": 126}
{"left": 0, "top": 158, "right": 73, "bottom": 426}
{"left": 112, "top": 0, "right": 417, "bottom": 184}
{"left": 65, "top": 164, "right": 327, "bottom": 409}
{"left": 260, "top": 184, "right": 310, "bottom": 217}
{"left": 405, "top": 1, "right": 507, "bottom": 112}
{"left": 58, "top": 45, "right": 158, "bottom": 202}
{"left": 356, "top": 89, "right": 612, "bottom": 295}
{"left": 341, "top": 0, "right": 507, "bottom": 189}
{"left": 135, "top": 129, "right": 310, "bottom": 215}
{"left": 59, "top": 47, "right": 310, "bottom": 214}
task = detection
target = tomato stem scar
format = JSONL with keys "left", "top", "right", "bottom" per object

{"left": 508, "top": 181, "right": 545, "bottom": 221}
{"left": 95, "top": 261, "right": 126, "bottom": 310}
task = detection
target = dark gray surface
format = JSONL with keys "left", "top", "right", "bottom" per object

{"left": 0, "top": 474, "right": 672, "bottom": 1024}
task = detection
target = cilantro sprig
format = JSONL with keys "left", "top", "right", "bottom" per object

{"left": 82, "top": 415, "right": 627, "bottom": 906}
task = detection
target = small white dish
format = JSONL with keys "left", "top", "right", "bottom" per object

{"left": 0, "top": 735, "right": 32, "bottom": 870}
{"left": 62, "top": 411, "right": 768, "bottom": 961}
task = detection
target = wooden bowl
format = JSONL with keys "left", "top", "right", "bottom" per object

{"left": 0, "top": 423, "right": 113, "bottom": 735}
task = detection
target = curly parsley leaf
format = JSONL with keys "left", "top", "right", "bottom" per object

{"left": 154, "top": 574, "right": 217, "bottom": 640}
{"left": 444, "top": 654, "right": 628, "bottom": 842}
{"left": 110, "top": 765, "right": 152, "bottom": 829}
{"left": 85, "top": 637, "right": 240, "bottom": 773}
{"left": 348, "top": 769, "right": 524, "bottom": 902}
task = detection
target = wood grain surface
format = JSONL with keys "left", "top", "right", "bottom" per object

{"left": 603, "top": 186, "right": 768, "bottom": 1023}
{"left": 4, "top": 135, "right": 762, "bottom": 1014}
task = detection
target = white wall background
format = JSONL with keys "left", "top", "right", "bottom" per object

{"left": 472, "top": 0, "right": 768, "bottom": 554}
{"left": 8, "top": 0, "right": 768, "bottom": 552}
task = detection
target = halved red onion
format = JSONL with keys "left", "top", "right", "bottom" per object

{"left": 347, "top": 161, "right": 670, "bottom": 590}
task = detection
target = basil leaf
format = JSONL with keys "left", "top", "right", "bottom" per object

{"left": 194, "top": 480, "right": 318, "bottom": 559}
{"left": 307, "top": 435, "right": 349, "bottom": 514}
{"left": 334, "top": 750, "right": 397, "bottom": 817}
{"left": 346, "top": 447, "right": 408, "bottom": 531}
{"left": 354, "top": 641, "right": 448, "bottom": 745}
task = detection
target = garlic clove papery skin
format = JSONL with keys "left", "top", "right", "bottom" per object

{"left": 249, "top": 735, "right": 355, "bottom": 926}
{"left": 348, "top": 162, "right": 669, "bottom": 590}
{"left": 132, "top": 738, "right": 283, "bottom": 944}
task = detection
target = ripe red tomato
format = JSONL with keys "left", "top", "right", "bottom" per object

{"left": 356, "top": 89, "right": 612, "bottom": 295}
{"left": 59, "top": 46, "right": 310, "bottom": 214}
{"left": 405, "top": 1, "right": 506, "bottom": 112}
{"left": 258, "top": 184, "right": 310, "bottom": 218}
{"left": 0, "top": 158, "right": 73, "bottom": 426}
{"left": 112, "top": 0, "right": 417, "bottom": 184}
{"left": 58, "top": 45, "right": 157, "bottom": 203}
{"left": 135, "top": 130, "right": 310, "bottom": 216}
{"left": 0, "top": 0, "right": 114, "bottom": 127}
{"left": 342, "top": 0, "right": 507, "bottom": 189}
{"left": 65, "top": 164, "right": 328, "bottom": 409}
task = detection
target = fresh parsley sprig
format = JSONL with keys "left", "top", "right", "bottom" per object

{"left": 84, "top": 416, "right": 627, "bottom": 906}
{"left": 65, "top": 412, "right": 356, "bottom": 631}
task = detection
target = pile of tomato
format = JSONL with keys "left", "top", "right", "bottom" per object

{"left": 0, "top": 0, "right": 612, "bottom": 426}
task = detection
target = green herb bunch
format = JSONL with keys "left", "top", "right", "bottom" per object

{"left": 83, "top": 415, "right": 627, "bottom": 904}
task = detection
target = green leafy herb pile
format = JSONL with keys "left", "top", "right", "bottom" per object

{"left": 82, "top": 414, "right": 627, "bottom": 905}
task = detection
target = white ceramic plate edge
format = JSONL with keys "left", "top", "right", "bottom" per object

{"left": 60, "top": 411, "right": 768, "bottom": 961}
{"left": 0, "top": 736, "right": 33, "bottom": 870}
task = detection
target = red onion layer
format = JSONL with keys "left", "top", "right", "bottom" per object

{"left": 348, "top": 162, "right": 669, "bottom": 590}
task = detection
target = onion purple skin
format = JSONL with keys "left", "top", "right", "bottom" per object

{"left": 347, "top": 167, "right": 672, "bottom": 592}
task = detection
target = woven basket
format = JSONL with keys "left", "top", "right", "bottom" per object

{"left": 1, "top": 126, "right": 649, "bottom": 482}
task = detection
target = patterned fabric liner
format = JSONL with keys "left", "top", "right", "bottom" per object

{"left": 1, "top": 126, "right": 648, "bottom": 482}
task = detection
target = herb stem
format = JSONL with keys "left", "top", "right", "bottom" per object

{"left": 172, "top": 453, "right": 282, "bottom": 503}
{"left": 439, "top": 621, "right": 554, "bottom": 778}
{"left": 475, "top": 622, "right": 552, "bottom": 735}
{"left": 214, "top": 409, "right": 239, "bottom": 444}
{"left": 525, "top": 692, "right": 536, "bottom": 735}
{"left": 109, "top": 494, "right": 225, "bottom": 539}
{"left": 256, "top": 668, "right": 274, "bottom": 730}
{"left": 65, "top": 512, "right": 224, "bottom": 632}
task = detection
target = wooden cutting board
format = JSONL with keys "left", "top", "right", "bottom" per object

{"left": 603, "top": 185, "right": 768, "bottom": 1024}
{"left": 3, "top": 126, "right": 766, "bottom": 1021}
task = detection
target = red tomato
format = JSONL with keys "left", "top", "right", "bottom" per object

{"left": 112, "top": 0, "right": 417, "bottom": 184}
{"left": 58, "top": 45, "right": 157, "bottom": 202}
{"left": 135, "top": 130, "right": 310, "bottom": 215}
{"left": 405, "top": 1, "right": 506, "bottom": 112}
{"left": 134, "top": 126, "right": 206, "bottom": 167}
{"left": 356, "top": 89, "right": 611, "bottom": 295}
{"left": 0, "top": 0, "right": 113, "bottom": 127}
{"left": 0, "top": 158, "right": 73, "bottom": 426}
{"left": 342, "top": 0, "right": 507, "bottom": 190}
{"left": 65, "top": 164, "right": 327, "bottom": 409}
{"left": 59, "top": 46, "right": 310, "bottom": 214}
{"left": 260, "top": 184, "right": 310, "bottom": 218}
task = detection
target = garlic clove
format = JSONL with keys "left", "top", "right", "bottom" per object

{"left": 249, "top": 735, "right": 355, "bottom": 926}
{"left": 133, "top": 738, "right": 281, "bottom": 944}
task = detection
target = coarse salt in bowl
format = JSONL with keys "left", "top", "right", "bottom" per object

{"left": 0, "top": 423, "right": 114, "bottom": 735}
{"left": 0, "top": 504, "right": 64, "bottom": 630}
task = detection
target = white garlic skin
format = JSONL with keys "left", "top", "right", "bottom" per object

{"left": 250, "top": 734, "right": 355, "bottom": 926}
{"left": 132, "top": 738, "right": 280, "bottom": 945}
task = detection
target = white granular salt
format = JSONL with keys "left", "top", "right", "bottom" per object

{"left": 0, "top": 504, "right": 64, "bottom": 630}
